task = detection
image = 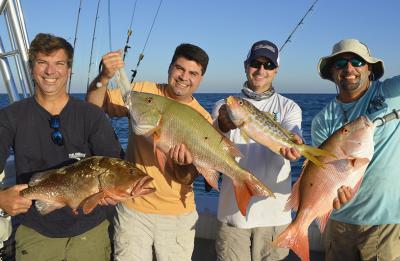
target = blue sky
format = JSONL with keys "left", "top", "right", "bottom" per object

{"left": 1, "top": 0, "right": 399, "bottom": 94}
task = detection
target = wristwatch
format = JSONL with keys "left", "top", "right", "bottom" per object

{"left": 0, "top": 208, "right": 9, "bottom": 218}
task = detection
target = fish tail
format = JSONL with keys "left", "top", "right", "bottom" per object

{"left": 232, "top": 174, "right": 275, "bottom": 216}
{"left": 300, "top": 144, "right": 336, "bottom": 168}
{"left": 272, "top": 223, "right": 310, "bottom": 261}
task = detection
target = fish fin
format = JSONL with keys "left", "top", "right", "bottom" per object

{"left": 272, "top": 222, "right": 310, "bottom": 261}
{"left": 154, "top": 147, "right": 169, "bottom": 174}
{"left": 220, "top": 135, "right": 243, "bottom": 158}
{"left": 151, "top": 131, "right": 172, "bottom": 175}
{"left": 35, "top": 200, "right": 65, "bottom": 215}
{"left": 232, "top": 179, "right": 252, "bottom": 216}
{"left": 350, "top": 158, "right": 370, "bottom": 169}
{"left": 196, "top": 166, "right": 220, "bottom": 191}
{"left": 285, "top": 175, "right": 301, "bottom": 212}
{"left": 239, "top": 127, "right": 251, "bottom": 143}
{"left": 81, "top": 192, "right": 106, "bottom": 214}
{"left": 351, "top": 161, "right": 367, "bottom": 193}
{"left": 233, "top": 174, "right": 275, "bottom": 216}
{"left": 262, "top": 111, "right": 275, "bottom": 119}
{"left": 300, "top": 144, "right": 337, "bottom": 168}
{"left": 316, "top": 211, "right": 332, "bottom": 233}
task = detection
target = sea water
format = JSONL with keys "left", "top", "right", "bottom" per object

{"left": 0, "top": 93, "right": 335, "bottom": 197}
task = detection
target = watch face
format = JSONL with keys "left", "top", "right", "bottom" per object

{"left": 0, "top": 209, "right": 9, "bottom": 218}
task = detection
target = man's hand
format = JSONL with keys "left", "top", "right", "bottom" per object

{"left": 168, "top": 144, "right": 198, "bottom": 185}
{"left": 217, "top": 104, "right": 237, "bottom": 133}
{"left": 0, "top": 185, "right": 32, "bottom": 216}
{"left": 100, "top": 50, "right": 124, "bottom": 81}
{"left": 280, "top": 134, "right": 302, "bottom": 161}
{"left": 169, "top": 144, "right": 193, "bottom": 166}
{"left": 333, "top": 186, "right": 353, "bottom": 209}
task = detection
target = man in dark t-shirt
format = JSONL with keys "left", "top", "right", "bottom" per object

{"left": 0, "top": 33, "right": 122, "bottom": 260}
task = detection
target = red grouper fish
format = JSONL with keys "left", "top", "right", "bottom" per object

{"left": 20, "top": 156, "right": 155, "bottom": 215}
{"left": 125, "top": 91, "right": 275, "bottom": 216}
{"left": 272, "top": 116, "right": 375, "bottom": 261}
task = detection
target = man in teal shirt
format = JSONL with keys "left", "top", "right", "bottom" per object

{"left": 312, "top": 39, "right": 400, "bottom": 260}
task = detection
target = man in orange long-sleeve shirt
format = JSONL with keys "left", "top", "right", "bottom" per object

{"left": 86, "top": 43, "right": 211, "bottom": 261}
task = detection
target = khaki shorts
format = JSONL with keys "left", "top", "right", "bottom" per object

{"left": 15, "top": 220, "right": 111, "bottom": 261}
{"left": 324, "top": 219, "right": 400, "bottom": 261}
{"left": 113, "top": 204, "right": 198, "bottom": 261}
{"left": 215, "top": 220, "right": 289, "bottom": 261}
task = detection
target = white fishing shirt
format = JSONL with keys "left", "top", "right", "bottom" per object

{"left": 212, "top": 92, "right": 302, "bottom": 228}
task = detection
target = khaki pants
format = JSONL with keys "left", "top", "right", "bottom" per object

{"left": 113, "top": 204, "right": 198, "bottom": 261}
{"left": 215, "top": 220, "right": 289, "bottom": 261}
{"left": 324, "top": 219, "right": 400, "bottom": 261}
{"left": 15, "top": 220, "right": 111, "bottom": 261}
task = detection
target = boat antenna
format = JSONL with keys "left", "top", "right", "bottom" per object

{"left": 280, "top": 0, "right": 319, "bottom": 52}
{"left": 123, "top": 0, "right": 138, "bottom": 61}
{"left": 68, "top": 0, "right": 83, "bottom": 94}
{"left": 86, "top": 0, "right": 101, "bottom": 90}
{"left": 130, "top": 0, "right": 163, "bottom": 83}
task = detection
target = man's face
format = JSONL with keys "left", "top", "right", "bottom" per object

{"left": 330, "top": 52, "right": 371, "bottom": 102}
{"left": 32, "top": 49, "right": 70, "bottom": 96}
{"left": 245, "top": 57, "right": 278, "bottom": 93}
{"left": 167, "top": 57, "right": 203, "bottom": 102}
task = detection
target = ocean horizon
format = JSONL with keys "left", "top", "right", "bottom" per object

{"left": 0, "top": 93, "right": 335, "bottom": 197}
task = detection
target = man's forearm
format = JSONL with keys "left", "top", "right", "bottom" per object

{"left": 86, "top": 74, "right": 111, "bottom": 107}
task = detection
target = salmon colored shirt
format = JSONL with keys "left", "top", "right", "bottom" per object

{"left": 104, "top": 81, "right": 211, "bottom": 215}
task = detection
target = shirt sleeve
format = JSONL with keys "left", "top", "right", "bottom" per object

{"left": 0, "top": 109, "right": 13, "bottom": 172}
{"left": 311, "top": 114, "right": 330, "bottom": 147}
{"left": 281, "top": 101, "right": 303, "bottom": 139}
{"left": 380, "top": 75, "right": 400, "bottom": 98}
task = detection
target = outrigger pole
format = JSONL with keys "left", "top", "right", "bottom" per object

{"left": 86, "top": 0, "right": 101, "bottom": 90}
{"left": 68, "top": 0, "right": 83, "bottom": 94}
{"left": 130, "top": 0, "right": 163, "bottom": 83}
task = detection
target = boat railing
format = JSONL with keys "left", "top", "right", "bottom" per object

{"left": 0, "top": 0, "right": 33, "bottom": 104}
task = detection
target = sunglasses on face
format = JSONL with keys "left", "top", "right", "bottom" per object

{"left": 49, "top": 115, "right": 64, "bottom": 146}
{"left": 333, "top": 57, "right": 366, "bottom": 69}
{"left": 248, "top": 60, "right": 277, "bottom": 70}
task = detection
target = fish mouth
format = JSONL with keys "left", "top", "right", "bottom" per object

{"left": 130, "top": 176, "right": 155, "bottom": 197}
{"left": 360, "top": 115, "right": 373, "bottom": 127}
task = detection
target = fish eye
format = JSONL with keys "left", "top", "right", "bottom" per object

{"left": 239, "top": 101, "right": 243, "bottom": 105}
{"left": 146, "top": 97, "right": 153, "bottom": 103}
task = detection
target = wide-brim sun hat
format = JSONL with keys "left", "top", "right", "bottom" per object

{"left": 318, "top": 39, "right": 384, "bottom": 82}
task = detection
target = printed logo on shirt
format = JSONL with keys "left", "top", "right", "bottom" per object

{"left": 273, "top": 112, "right": 280, "bottom": 121}
{"left": 69, "top": 152, "right": 86, "bottom": 160}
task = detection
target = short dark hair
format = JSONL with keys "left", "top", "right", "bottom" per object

{"left": 28, "top": 33, "right": 74, "bottom": 69}
{"left": 170, "top": 43, "right": 209, "bottom": 75}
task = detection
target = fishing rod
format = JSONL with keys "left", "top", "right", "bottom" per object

{"left": 373, "top": 109, "right": 400, "bottom": 127}
{"left": 123, "top": 0, "right": 138, "bottom": 62}
{"left": 68, "top": 0, "right": 83, "bottom": 94}
{"left": 280, "top": 0, "right": 319, "bottom": 52}
{"left": 107, "top": 0, "right": 112, "bottom": 51}
{"left": 130, "top": 0, "right": 163, "bottom": 83}
{"left": 86, "top": 0, "right": 101, "bottom": 90}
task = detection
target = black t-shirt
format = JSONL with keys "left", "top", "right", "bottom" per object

{"left": 0, "top": 96, "right": 122, "bottom": 237}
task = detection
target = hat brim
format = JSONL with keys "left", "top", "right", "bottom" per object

{"left": 318, "top": 51, "right": 384, "bottom": 82}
